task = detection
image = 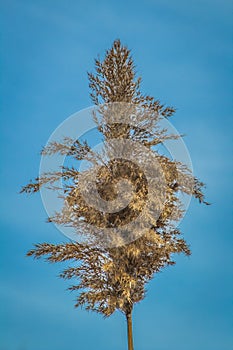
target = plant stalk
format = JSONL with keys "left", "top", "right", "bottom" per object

{"left": 126, "top": 312, "right": 134, "bottom": 350}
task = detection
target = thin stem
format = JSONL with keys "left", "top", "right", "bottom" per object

{"left": 126, "top": 312, "right": 134, "bottom": 350}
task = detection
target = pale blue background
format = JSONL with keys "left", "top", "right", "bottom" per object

{"left": 0, "top": 1, "right": 233, "bottom": 349}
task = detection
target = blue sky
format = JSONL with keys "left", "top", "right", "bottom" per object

{"left": 0, "top": 0, "right": 233, "bottom": 349}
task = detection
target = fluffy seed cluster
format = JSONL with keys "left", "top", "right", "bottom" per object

{"left": 22, "top": 40, "right": 208, "bottom": 318}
